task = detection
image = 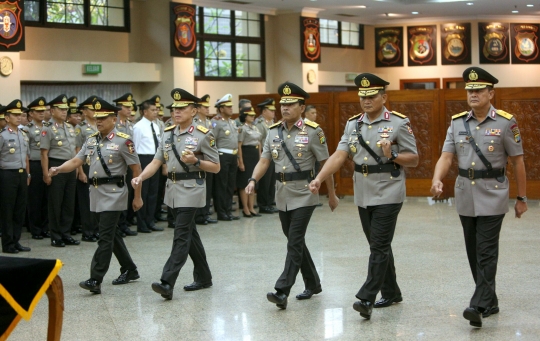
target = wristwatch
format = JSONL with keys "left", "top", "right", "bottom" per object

{"left": 517, "top": 196, "right": 527, "bottom": 203}
{"left": 389, "top": 150, "right": 398, "bottom": 161}
{"left": 194, "top": 158, "right": 201, "bottom": 167}
{"left": 27, "top": 173, "right": 31, "bottom": 178}
{"left": 248, "top": 177, "right": 257, "bottom": 185}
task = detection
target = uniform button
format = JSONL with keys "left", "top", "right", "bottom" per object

{"left": 113, "top": 188, "right": 116, "bottom": 191}
{"left": 471, "top": 181, "right": 475, "bottom": 185}
{"left": 471, "top": 162, "right": 475, "bottom": 166}
{"left": 368, "top": 125, "right": 372, "bottom": 129}
{"left": 495, "top": 185, "right": 498, "bottom": 188}
{"left": 476, "top": 126, "right": 479, "bottom": 130}
{"left": 390, "top": 176, "right": 393, "bottom": 179}
{"left": 366, "top": 141, "right": 370, "bottom": 144}
{"left": 364, "top": 157, "right": 368, "bottom": 161}
{"left": 305, "top": 185, "right": 308, "bottom": 187}
{"left": 287, "top": 135, "right": 290, "bottom": 138}
{"left": 491, "top": 140, "right": 494, "bottom": 143}
{"left": 96, "top": 157, "right": 100, "bottom": 160}
{"left": 460, "top": 140, "right": 463, "bottom": 143}
{"left": 283, "top": 166, "right": 286, "bottom": 170}
{"left": 94, "top": 171, "right": 97, "bottom": 175}
{"left": 283, "top": 182, "right": 287, "bottom": 185}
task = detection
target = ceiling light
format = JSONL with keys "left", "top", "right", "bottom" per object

{"left": 357, "top": 5, "right": 367, "bottom": 8}
{"left": 527, "top": 4, "right": 534, "bottom": 7}
{"left": 412, "top": 11, "right": 419, "bottom": 14}
{"left": 512, "top": 10, "right": 519, "bottom": 13}
{"left": 466, "top": 2, "right": 473, "bottom": 5}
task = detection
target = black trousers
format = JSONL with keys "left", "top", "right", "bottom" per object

{"left": 137, "top": 155, "right": 159, "bottom": 230}
{"left": 356, "top": 203, "right": 403, "bottom": 303}
{"left": 155, "top": 172, "right": 167, "bottom": 219}
{"left": 48, "top": 159, "right": 76, "bottom": 241}
{"left": 459, "top": 214, "right": 505, "bottom": 310}
{"left": 77, "top": 164, "right": 98, "bottom": 237}
{"left": 90, "top": 211, "right": 137, "bottom": 282}
{"left": 0, "top": 170, "right": 27, "bottom": 251}
{"left": 275, "top": 206, "right": 319, "bottom": 296}
{"left": 214, "top": 153, "right": 237, "bottom": 218}
{"left": 118, "top": 167, "right": 134, "bottom": 232}
{"left": 27, "top": 160, "right": 48, "bottom": 236}
{"left": 195, "top": 173, "right": 214, "bottom": 221}
{"left": 257, "top": 159, "right": 276, "bottom": 208}
{"left": 161, "top": 207, "right": 212, "bottom": 287}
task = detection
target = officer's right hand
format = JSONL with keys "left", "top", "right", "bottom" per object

{"left": 78, "top": 171, "right": 87, "bottom": 183}
{"left": 309, "top": 179, "right": 321, "bottom": 194}
{"left": 43, "top": 174, "right": 52, "bottom": 185}
{"left": 245, "top": 182, "right": 255, "bottom": 195}
{"left": 131, "top": 176, "right": 142, "bottom": 189}
{"left": 430, "top": 180, "right": 444, "bottom": 197}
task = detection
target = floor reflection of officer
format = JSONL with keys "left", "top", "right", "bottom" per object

{"left": 24, "top": 97, "right": 50, "bottom": 240}
{"left": 132, "top": 88, "right": 219, "bottom": 300}
{"left": 255, "top": 98, "right": 278, "bottom": 214}
{"left": 49, "top": 97, "right": 143, "bottom": 294}
{"left": 310, "top": 73, "right": 419, "bottom": 320}
{"left": 431, "top": 67, "right": 528, "bottom": 328}
{"left": 246, "top": 82, "right": 339, "bottom": 309}
{"left": 0, "top": 100, "right": 32, "bottom": 254}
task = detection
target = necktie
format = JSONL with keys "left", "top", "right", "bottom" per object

{"left": 150, "top": 122, "right": 159, "bottom": 152}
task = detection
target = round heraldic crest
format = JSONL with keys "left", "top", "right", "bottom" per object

{"left": 469, "top": 70, "right": 478, "bottom": 81}
{"left": 283, "top": 86, "right": 292, "bottom": 96}
{"left": 16, "top": 101, "right": 21, "bottom": 108}
{"left": 174, "top": 91, "right": 181, "bottom": 101}
{"left": 360, "top": 78, "right": 370, "bottom": 88}
{"left": 127, "top": 95, "right": 132, "bottom": 101}
{"left": 62, "top": 97, "right": 67, "bottom": 103}
{"left": 39, "top": 100, "right": 44, "bottom": 106}
{"left": 156, "top": 97, "right": 161, "bottom": 104}
{"left": 94, "top": 101, "right": 102, "bottom": 110}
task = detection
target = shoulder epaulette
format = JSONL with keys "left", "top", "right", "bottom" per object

{"left": 0, "top": 128, "right": 5, "bottom": 133}
{"left": 43, "top": 122, "right": 52, "bottom": 127}
{"left": 305, "top": 120, "right": 319, "bottom": 129}
{"left": 66, "top": 123, "right": 73, "bottom": 128}
{"left": 21, "top": 130, "right": 27, "bottom": 136}
{"left": 164, "top": 125, "right": 176, "bottom": 132}
{"left": 452, "top": 111, "right": 468, "bottom": 120}
{"left": 197, "top": 125, "right": 209, "bottom": 134}
{"left": 348, "top": 113, "right": 362, "bottom": 121}
{"left": 269, "top": 121, "right": 282, "bottom": 129}
{"left": 392, "top": 111, "right": 407, "bottom": 119}
{"left": 79, "top": 121, "right": 87, "bottom": 127}
{"left": 496, "top": 110, "right": 513, "bottom": 120}
{"left": 27, "top": 122, "right": 34, "bottom": 127}
{"left": 117, "top": 132, "right": 130, "bottom": 139}
{"left": 89, "top": 132, "right": 99, "bottom": 138}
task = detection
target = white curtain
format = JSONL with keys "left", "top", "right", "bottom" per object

{"left": 21, "top": 83, "right": 132, "bottom": 107}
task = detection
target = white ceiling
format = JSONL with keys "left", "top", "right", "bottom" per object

{"left": 194, "top": 0, "right": 540, "bottom": 25}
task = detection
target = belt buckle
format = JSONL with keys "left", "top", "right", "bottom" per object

{"left": 468, "top": 168, "right": 475, "bottom": 180}
{"left": 92, "top": 177, "right": 98, "bottom": 188}
{"left": 280, "top": 173, "right": 284, "bottom": 182}
{"left": 361, "top": 164, "right": 368, "bottom": 177}
{"left": 172, "top": 172, "right": 176, "bottom": 184}
{"left": 232, "top": 149, "right": 238, "bottom": 155}
{"left": 19, "top": 169, "right": 23, "bottom": 173}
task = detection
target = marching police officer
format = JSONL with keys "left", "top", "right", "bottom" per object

{"left": 0, "top": 100, "right": 32, "bottom": 253}
{"left": 132, "top": 88, "right": 219, "bottom": 300}
{"left": 310, "top": 73, "right": 419, "bottom": 320}
{"left": 41, "top": 94, "right": 80, "bottom": 247}
{"left": 255, "top": 98, "right": 278, "bottom": 214}
{"left": 49, "top": 97, "right": 143, "bottom": 294}
{"left": 246, "top": 82, "right": 339, "bottom": 309}
{"left": 431, "top": 67, "right": 527, "bottom": 328}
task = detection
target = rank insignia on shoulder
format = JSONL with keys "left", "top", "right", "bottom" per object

{"left": 348, "top": 113, "right": 362, "bottom": 121}
{"left": 269, "top": 121, "right": 282, "bottom": 129}
{"left": 452, "top": 111, "right": 468, "bottom": 120}
{"left": 89, "top": 132, "right": 99, "bottom": 138}
{"left": 117, "top": 132, "right": 130, "bottom": 139}
{"left": 164, "top": 125, "right": 176, "bottom": 132}
{"left": 305, "top": 120, "right": 319, "bottom": 129}
{"left": 496, "top": 110, "right": 513, "bottom": 120}
{"left": 43, "top": 122, "right": 52, "bottom": 127}
{"left": 197, "top": 125, "right": 209, "bottom": 134}
{"left": 392, "top": 111, "right": 407, "bottom": 119}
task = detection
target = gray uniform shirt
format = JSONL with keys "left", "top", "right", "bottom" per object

{"left": 21, "top": 122, "right": 43, "bottom": 161}
{"left": 442, "top": 106, "right": 524, "bottom": 217}
{"left": 40, "top": 120, "right": 77, "bottom": 160}
{"left": 76, "top": 129, "right": 140, "bottom": 213}
{"left": 75, "top": 121, "right": 98, "bottom": 148}
{"left": 0, "top": 127, "right": 29, "bottom": 169}
{"left": 211, "top": 117, "right": 239, "bottom": 151}
{"left": 337, "top": 107, "right": 418, "bottom": 208}
{"left": 238, "top": 123, "right": 262, "bottom": 147}
{"left": 261, "top": 118, "right": 329, "bottom": 211}
{"left": 193, "top": 116, "right": 212, "bottom": 129}
{"left": 154, "top": 124, "right": 219, "bottom": 208}
{"left": 115, "top": 118, "right": 134, "bottom": 136}
{"left": 254, "top": 117, "right": 274, "bottom": 144}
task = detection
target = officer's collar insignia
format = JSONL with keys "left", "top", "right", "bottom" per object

{"left": 108, "top": 132, "right": 115, "bottom": 140}
{"left": 360, "top": 77, "right": 370, "bottom": 88}
{"left": 384, "top": 112, "right": 390, "bottom": 120}
{"left": 283, "top": 86, "right": 292, "bottom": 96}
{"left": 188, "top": 125, "right": 195, "bottom": 134}
{"left": 469, "top": 70, "right": 478, "bottom": 81}
{"left": 295, "top": 120, "right": 303, "bottom": 128}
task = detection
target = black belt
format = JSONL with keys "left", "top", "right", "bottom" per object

{"left": 167, "top": 171, "right": 206, "bottom": 182}
{"left": 276, "top": 170, "right": 313, "bottom": 182}
{"left": 242, "top": 145, "right": 259, "bottom": 149}
{"left": 0, "top": 168, "right": 25, "bottom": 173}
{"left": 458, "top": 168, "right": 505, "bottom": 180}
{"left": 354, "top": 163, "right": 400, "bottom": 176}
{"left": 49, "top": 157, "right": 69, "bottom": 162}
{"left": 90, "top": 176, "right": 125, "bottom": 188}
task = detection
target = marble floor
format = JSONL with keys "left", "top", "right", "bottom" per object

{"left": 4, "top": 196, "right": 540, "bottom": 341}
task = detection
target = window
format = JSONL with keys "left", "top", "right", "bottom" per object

{"left": 23, "top": 0, "right": 130, "bottom": 31}
{"left": 194, "top": 7, "right": 265, "bottom": 81}
{"left": 320, "top": 19, "right": 364, "bottom": 49}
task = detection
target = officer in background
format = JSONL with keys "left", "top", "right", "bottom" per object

{"left": 0, "top": 100, "right": 32, "bottom": 253}
{"left": 431, "top": 67, "right": 527, "bottom": 328}
{"left": 246, "top": 82, "right": 339, "bottom": 309}
{"left": 0, "top": 110, "right": 6, "bottom": 130}
{"left": 255, "top": 98, "right": 278, "bottom": 214}
{"left": 41, "top": 94, "right": 80, "bottom": 247}
{"left": 67, "top": 96, "right": 83, "bottom": 236}
{"left": 49, "top": 97, "right": 143, "bottom": 294}
{"left": 129, "top": 100, "right": 137, "bottom": 123}
{"left": 310, "top": 73, "right": 418, "bottom": 320}
{"left": 212, "top": 94, "right": 240, "bottom": 221}
{"left": 24, "top": 97, "right": 50, "bottom": 240}
{"left": 133, "top": 88, "right": 220, "bottom": 300}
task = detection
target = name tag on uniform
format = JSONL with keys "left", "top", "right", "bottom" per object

{"left": 107, "top": 143, "right": 119, "bottom": 151}
{"left": 272, "top": 138, "right": 282, "bottom": 143}
{"left": 185, "top": 137, "right": 199, "bottom": 146}
{"left": 294, "top": 135, "right": 309, "bottom": 144}
{"left": 458, "top": 131, "right": 468, "bottom": 135}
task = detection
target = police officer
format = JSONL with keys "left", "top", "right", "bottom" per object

{"left": 132, "top": 88, "right": 219, "bottom": 300}
{"left": 49, "top": 97, "right": 143, "bottom": 294}
{"left": 23, "top": 97, "right": 50, "bottom": 240}
{"left": 41, "top": 94, "right": 80, "bottom": 247}
{"left": 310, "top": 73, "right": 419, "bottom": 320}
{"left": 246, "top": 82, "right": 339, "bottom": 309}
{"left": 431, "top": 67, "right": 527, "bottom": 328}
{"left": 67, "top": 96, "right": 83, "bottom": 236}
{"left": 0, "top": 100, "right": 32, "bottom": 253}
{"left": 255, "top": 98, "right": 278, "bottom": 214}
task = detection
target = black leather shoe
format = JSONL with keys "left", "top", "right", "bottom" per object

{"left": 82, "top": 235, "right": 98, "bottom": 242}
{"left": 155, "top": 216, "right": 168, "bottom": 222}
{"left": 62, "top": 237, "right": 80, "bottom": 245}
{"left": 137, "top": 228, "right": 152, "bottom": 233}
{"left": 112, "top": 269, "right": 140, "bottom": 285}
{"left": 230, "top": 215, "right": 240, "bottom": 220}
{"left": 217, "top": 215, "right": 233, "bottom": 221}
{"left": 184, "top": 281, "right": 212, "bottom": 291}
{"left": 51, "top": 239, "right": 65, "bottom": 247}
{"left": 267, "top": 292, "right": 288, "bottom": 309}
{"left": 149, "top": 225, "right": 164, "bottom": 231}
{"left": 3, "top": 248, "right": 18, "bottom": 254}
{"left": 32, "top": 234, "right": 44, "bottom": 240}
{"left": 15, "top": 244, "right": 31, "bottom": 252}
{"left": 353, "top": 300, "right": 373, "bottom": 319}
{"left": 206, "top": 217, "right": 218, "bottom": 224}
{"left": 242, "top": 212, "right": 252, "bottom": 218}
{"left": 126, "top": 218, "right": 137, "bottom": 226}
{"left": 195, "top": 218, "right": 208, "bottom": 225}
{"left": 463, "top": 307, "right": 482, "bottom": 327}
{"left": 152, "top": 282, "right": 173, "bottom": 300}
{"left": 123, "top": 228, "right": 138, "bottom": 236}
{"left": 80, "top": 279, "right": 101, "bottom": 294}
{"left": 296, "top": 287, "right": 322, "bottom": 300}
{"left": 250, "top": 211, "right": 262, "bottom": 217}
{"left": 259, "top": 207, "right": 274, "bottom": 214}
{"left": 374, "top": 296, "right": 403, "bottom": 308}
{"left": 482, "top": 306, "right": 499, "bottom": 318}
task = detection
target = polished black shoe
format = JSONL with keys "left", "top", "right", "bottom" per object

{"left": 267, "top": 292, "right": 288, "bottom": 309}
{"left": 51, "top": 239, "right": 65, "bottom": 247}
{"left": 94, "top": 233, "right": 100, "bottom": 239}
{"left": 184, "top": 281, "right": 212, "bottom": 291}
{"left": 155, "top": 216, "right": 168, "bottom": 222}
{"left": 80, "top": 279, "right": 101, "bottom": 294}
{"left": 149, "top": 225, "right": 164, "bottom": 231}
{"left": 123, "top": 228, "right": 138, "bottom": 236}
{"left": 374, "top": 296, "right": 403, "bottom": 308}
{"left": 42, "top": 231, "right": 51, "bottom": 238}
{"left": 118, "top": 231, "right": 127, "bottom": 238}
{"left": 482, "top": 306, "right": 499, "bottom": 318}
{"left": 112, "top": 269, "right": 140, "bottom": 285}
{"left": 296, "top": 287, "right": 322, "bottom": 300}
{"left": 195, "top": 218, "right": 208, "bottom": 225}
{"left": 250, "top": 211, "right": 262, "bottom": 217}
{"left": 217, "top": 215, "right": 233, "bottom": 221}
{"left": 152, "top": 282, "right": 173, "bottom": 300}
{"left": 15, "top": 244, "right": 31, "bottom": 252}
{"left": 62, "top": 237, "right": 80, "bottom": 245}
{"left": 137, "top": 228, "right": 152, "bottom": 233}
{"left": 259, "top": 207, "right": 275, "bottom": 214}
{"left": 167, "top": 224, "right": 175, "bottom": 229}
{"left": 3, "top": 248, "right": 19, "bottom": 254}
{"left": 463, "top": 307, "right": 482, "bottom": 327}
{"left": 206, "top": 217, "right": 218, "bottom": 224}
{"left": 353, "top": 300, "right": 373, "bottom": 319}
{"left": 32, "top": 234, "right": 44, "bottom": 240}
{"left": 82, "top": 235, "right": 98, "bottom": 242}
{"left": 230, "top": 215, "right": 240, "bottom": 220}
{"left": 242, "top": 212, "right": 253, "bottom": 218}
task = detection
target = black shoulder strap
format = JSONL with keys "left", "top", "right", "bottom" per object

{"left": 356, "top": 120, "right": 383, "bottom": 165}
{"left": 278, "top": 125, "right": 301, "bottom": 172}
{"left": 169, "top": 131, "right": 190, "bottom": 173}
{"left": 462, "top": 116, "right": 492, "bottom": 171}
{"left": 95, "top": 135, "right": 112, "bottom": 177}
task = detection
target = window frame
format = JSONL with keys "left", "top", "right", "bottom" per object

{"left": 195, "top": 7, "right": 266, "bottom": 82}
{"left": 24, "top": 0, "right": 130, "bottom": 33}
{"left": 320, "top": 19, "right": 364, "bottom": 50}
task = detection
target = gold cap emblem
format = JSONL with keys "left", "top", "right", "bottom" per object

{"left": 16, "top": 101, "right": 21, "bottom": 108}
{"left": 360, "top": 77, "right": 370, "bottom": 88}
{"left": 283, "top": 85, "right": 292, "bottom": 96}
{"left": 62, "top": 96, "right": 67, "bottom": 103}
{"left": 127, "top": 95, "right": 132, "bottom": 101}
{"left": 469, "top": 70, "right": 478, "bottom": 81}
{"left": 95, "top": 101, "right": 102, "bottom": 110}
{"left": 39, "top": 99, "right": 44, "bottom": 106}
{"left": 173, "top": 91, "right": 181, "bottom": 101}
{"left": 156, "top": 96, "right": 161, "bottom": 104}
